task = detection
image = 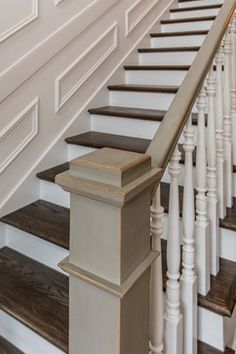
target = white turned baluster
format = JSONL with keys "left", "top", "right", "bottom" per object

{"left": 181, "top": 115, "right": 197, "bottom": 354}
{"left": 206, "top": 66, "right": 220, "bottom": 276}
{"left": 195, "top": 88, "right": 211, "bottom": 295}
{"left": 215, "top": 46, "right": 227, "bottom": 219}
{"left": 230, "top": 16, "right": 236, "bottom": 176}
{"left": 164, "top": 146, "right": 183, "bottom": 354}
{"left": 150, "top": 186, "right": 164, "bottom": 354}
{"left": 223, "top": 28, "right": 233, "bottom": 208}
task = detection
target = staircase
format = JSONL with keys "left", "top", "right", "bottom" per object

{"left": 0, "top": 0, "right": 236, "bottom": 353}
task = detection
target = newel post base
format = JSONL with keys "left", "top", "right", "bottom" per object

{"left": 56, "top": 148, "right": 162, "bottom": 354}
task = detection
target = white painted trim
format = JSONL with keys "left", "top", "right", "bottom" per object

{"left": 125, "top": 0, "right": 159, "bottom": 36}
{"left": 55, "top": 0, "right": 63, "bottom": 5}
{"left": 55, "top": 22, "right": 118, "bottom": 112}
{"left": 0, "top": 0, "right": 38, "bottom": 43}
{"left": 0, "top": 97, "right": 39, "bottom": 174}
{"left": 0, "top": 309, "right": 65, "bottom": 354}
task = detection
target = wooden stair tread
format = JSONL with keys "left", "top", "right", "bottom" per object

{"left": 0, "top": 247, "right": 68, "bottom": 352}
{"left": 107, "top": 84, "right": 179, "bottom": 93}
{"left": 170, "top": 4, "right": 222, "bottom": 12}
{"left": 36, "top": 162, "right": 70, "bottom": 183}
{"left": 124, "top": 64, "right": 190, "bottom": 70}
{"left": 65, "top": 131, "right": 150, "bottom": 153}
{"left": 161, "top": 16, "right": 216, "bottom": 24}
{"left": 0, "top": 336, "right": 24, "bottom": 354}
{"left": 88, "top": 106, "right": 167, "bottom": 121}
{"left": 220, "top": 199, "right": 236, "bottom": 232}
{"left": 198, "top": 341, "right": 234, "bottom": 354}
{"left": 1, "top": 200, "right": 69, "bottom": 250}
{"left": 161, "top": 239, "right": 236, "bottom": 317}
{"left": 138, "top": 47, "right": 200, "bottom": 53}
{"left": 150, "top": 30, "right": 209, "bottom": 37}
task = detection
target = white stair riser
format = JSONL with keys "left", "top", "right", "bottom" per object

{"left": 198, "top": 307, "right": 226, "bottom": 351}
{"left": 67, "top": 145, "right": 96, "bottom": 161}
{"left": 161, "top": 20, "right": 214, "bottom": 32}
{"left": 91, "top": 114, "right": 199, "bottom": 140}
{"left": 40, "top": 180, "right": 70, "bottom": 208}
{"left": 178, "top": 0, "right": 223, "bottom": 9}
{"left": 4, "top": 223, "right": 69, "bottom": 272}
{"left": 171, "top": 8, "right": 219, "bottom": 20}
{"left": 139, "top": 51, "right": 196, "bottom": 65}
{"left": 91, "top": 114, "right": 160, "bottom": 139}
{"left": 125, "top": 70, "right": 187, "bottom": 86}
{"left": 110, "top": 91, "right": 175, "bottom": 110}
{"left": 0, "top": 310, "right": 66, "bottom": 354}
{"left": 151, "top": 35, "right": 206, "bottom": 48}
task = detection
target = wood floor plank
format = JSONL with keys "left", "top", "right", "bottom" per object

{"left": 0, "top": 200, "right": 70, "bottom": 250}
{"left": 0, "top": 248, "right": 69, "bottom": 352}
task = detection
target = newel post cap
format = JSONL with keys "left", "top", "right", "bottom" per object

{"left": 56, "top": 147, "right": 162, "bottom": 205}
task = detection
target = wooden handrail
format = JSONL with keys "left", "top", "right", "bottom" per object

{"left": 147, "top": 0, "right": 236, "bottom": 170}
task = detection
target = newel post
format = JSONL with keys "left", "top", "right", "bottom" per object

{"left": 56, "top": 147, "right": 162, "bottom": 354}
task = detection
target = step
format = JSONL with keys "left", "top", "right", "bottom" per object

{"left": 178, "top": 0, "right": 224, "bottom": 9}
{"left": 89, "top": 106, "right": 199, "bottom": 139}
{"left": 150, "top": 30, "right": 208, "bottom": 48}
{"left": 0, "top": 247, "right": 68, "bottom": 352}
{"left": 1, "top": 200, "right": 70, "bottom": 250}
{"left": 198, "top": 341, "right": 234, "bottom": 354}
{"left": 170, "top": 4, "right": 221, "bottom": 19}
{"left": 0, "top": 336, "right": 24, "bottom": 354}
{"left": 161, "top": 16, "right": 215, "bottom": 32}
{"left": 161, "top": 237, "right": 236, "bottom": 318}
{"left": 108, "top": 84, "right": 177, "bottom": 110}
{"left": 139, "top": 47, "right": 197, "bottom": 65}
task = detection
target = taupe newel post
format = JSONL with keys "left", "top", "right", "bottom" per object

{"left": 56, "top": 147, "right": 162, "bottom": 354}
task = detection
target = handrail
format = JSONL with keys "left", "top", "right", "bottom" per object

{"left": 147, "top": 0, "right": 236, "bottom": 170}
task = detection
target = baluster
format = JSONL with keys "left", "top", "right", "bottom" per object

{"left": 223, "top": 27, "right": 233, "bottom": 208}
{"left": 164, "top": 146, "right": 183, "bottom": 354}
{"left": 215, "top": 46, "right": 226, "bottom": 219}
{"left": 230, "top": 15, "right": 236, "bottom": 182}
{"left": 150, "top": 186, "right": 164, "bottom": 354}
{"left": 206, "top": 66, "right": 220, "bottom": 276}
{"left": 181, "top": 115, "right": 197, "bottom": 354}
{"left": 195, "top": 88, "right": 211, "bottom": 295}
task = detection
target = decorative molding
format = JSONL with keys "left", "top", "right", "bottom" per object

{"left": 0, "top": 0, "right": 39, "bottom": 44}
{"left": 55, "top": 0, "right": 63, "bottom": 5}
{"left": 55, "top": 22, "right": 118, "bottom": 112}
{"left": 0, "top": 97, "right": 39, "bottom": 174}
{"left": 0, "top": 0, "right": 123, "bottom": 103}
{"left": 125, "top": 0, "right": 159, "bottom": 36}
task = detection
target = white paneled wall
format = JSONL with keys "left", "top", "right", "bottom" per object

{"left": 0, "top": 0, "right": 174, "bottom": 216}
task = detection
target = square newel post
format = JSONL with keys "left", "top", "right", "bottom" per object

{"left": 56, "top": 147, "right": 162, "bottom": 354}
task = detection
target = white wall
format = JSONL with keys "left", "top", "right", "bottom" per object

{"left": 0, "top": 0, "right": 174, "bottom": 216}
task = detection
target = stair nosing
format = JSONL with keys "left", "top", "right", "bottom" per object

{"left": 150, "top": 30, "right": 209, "bottom": 37}
{"left": 138, "top": 46, "right": 200, "bottom": 53}
{"left": 170, "top": 4, "right": 222, "bottom": 12}
{"left": 124, "top": 64, "right": 190, "bottom": 71}
{"left": 107, "top": 84, "right": 179, "bottom": 93}
{"left": 161, "top": 15, "right": 216, "bottom": 24}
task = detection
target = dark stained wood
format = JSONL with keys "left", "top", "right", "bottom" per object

{"left": 161, "top": 16, "right": 216, "bottom": 24}
{"left": 88, "top": 106, "right": 167, "bottom": 121}
{"left": 233, "top": 165, "right": 236, "bottom": 173}
{"left": 0, "top": 248, "right": 68, "bottom": 352}
{"left": 138, "top": 47, "right": 200, "bottom": 53}
{"left": 65, "top": 131, "right": 150, "bottom": 153}
{"left": 170, "top": 4, "right": 222, "bottom": 12}
{"left": 124, "top": 65, "right": 190, "bottom": 70}
{"left": 198, "top": 341, "right": 234, "bottom": 354}
{"left": 0, "top": 336, "right": 24, "bottom": 354}
{"left": 1, "top": 200, "right": 69, "bottom": 250}
{"left": 36, "top": 162, "right": 69, "bottom": 183}
{"left": 220, "top": 198, "right": 236, "bottom": 232}
{"left": 107, "top": 84, "right": 179, "bottom": 94}
{"left": 150, "top": 30, "right": 209, "bottom": 37}
{"left": 161, "top": 239, "right": 236, "bottom": 317}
